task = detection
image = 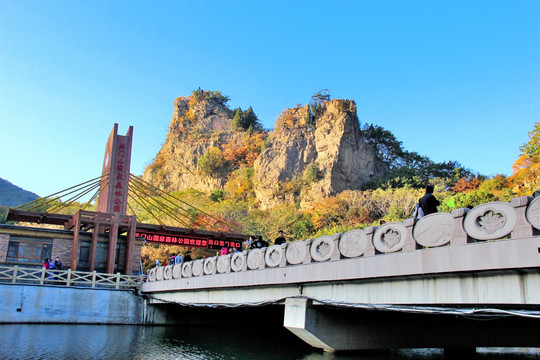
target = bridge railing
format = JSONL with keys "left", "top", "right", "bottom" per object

{"left": 0, "top": 264, "right": 143, "bottom": 290}
{"left": 146, "top": 195, "right": 540, "bottom": 282}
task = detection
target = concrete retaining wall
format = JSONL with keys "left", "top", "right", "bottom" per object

{"left": 0, "top": 283, "right": 146, "bottom": 324}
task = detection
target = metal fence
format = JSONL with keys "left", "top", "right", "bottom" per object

{"left": 0, "top": 264, "right": 143, "bottom": 290}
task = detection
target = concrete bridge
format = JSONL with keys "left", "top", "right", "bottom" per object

{"left": 142, "top": 196, "right": 540, "bottom": 352}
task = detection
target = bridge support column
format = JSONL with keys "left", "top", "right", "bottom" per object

{"left": 284, "top": 297, "right": 362, "bottom": 351}
{"left": 283, "top": 297, "right": 540, "bottom": 352}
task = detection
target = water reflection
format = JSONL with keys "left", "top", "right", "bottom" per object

{"left": 0, "top": 324, "right": 538, "bottom": 360}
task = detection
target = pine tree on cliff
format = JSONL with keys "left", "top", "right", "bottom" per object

{"left": 232, "top": 106, "right": 260, "bottom": 131}
{"left": 232, "top": 108, "right": 244, "bottom": 131}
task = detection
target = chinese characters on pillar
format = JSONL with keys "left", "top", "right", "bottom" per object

{"left": 112, "top": 138, "right": 129, "bottom": 213}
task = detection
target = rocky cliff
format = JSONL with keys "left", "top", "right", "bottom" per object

{"left": 253, "top": 100, "right": 387, "bottom": 208}
{"left": 143, "top": 90, "right": 387, "bottom": 209}
{"left": 143, "top": 92, "right": 237, "bottom": 192}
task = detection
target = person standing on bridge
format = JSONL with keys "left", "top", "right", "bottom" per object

{"left": 419, "top": 185, "right": 440, "bottom": 216}
{"left": 54, "top": 257, "right": 62, "bottom": 270}
{"left": 251, "top": 235, "right": 269, "bottom": 249}
{"left": 174, "top": 252, "right": 183, "bottom": 265}
{"left": 274, "top": 230, "right": 287, "bottom": 245}
{"left": 54, "top": 257, "right": 63, "bottom": 282}
{"left": 245, "top": 236, "right": 254, "bottom": 250}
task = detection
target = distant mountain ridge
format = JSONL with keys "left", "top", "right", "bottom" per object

{"left": 0, "top": 177, "right": 40, "bottom": 207}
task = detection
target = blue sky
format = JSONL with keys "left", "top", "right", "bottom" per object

{"left": 1, "top": 1, "right": 539, "bottom": 197}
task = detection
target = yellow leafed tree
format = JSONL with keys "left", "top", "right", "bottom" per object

{"left": 509, "top": 121, "right": 540, "bottom": 196}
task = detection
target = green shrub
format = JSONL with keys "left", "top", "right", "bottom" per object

{"left": 210, "top": 189, "right": 225, "bottom": 202}
{"left": 192, "top": 88, "right": 230, "bottom": 104}
{"left": 304, "top": 161, "right": 323, "bottom": 184}
{"left": 197, "top": 147, "right": 226, "bottom": 177}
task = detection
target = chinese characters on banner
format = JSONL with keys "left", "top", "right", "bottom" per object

{"left": 135, "top": 231, "right": 243, "bottom": 250}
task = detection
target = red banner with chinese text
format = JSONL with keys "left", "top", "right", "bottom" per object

{"left": 135, "top": 231, "right": 243, "bottom": 250}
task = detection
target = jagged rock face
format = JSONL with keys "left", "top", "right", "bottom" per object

{"left": 253, "top": 100, "right": 387, "bottom": 209}
{"left": 143, "top": 96, "right": 236, "bottom": 192}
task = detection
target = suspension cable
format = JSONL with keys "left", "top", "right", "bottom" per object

{"left": 129, "top": 180, "right": 191, "bottom": 227}
{"left": 15, "top": 174, "right": 109, "bottom": 210}
{"left": 129, "top": 174, "right": 247, "bottom": 234}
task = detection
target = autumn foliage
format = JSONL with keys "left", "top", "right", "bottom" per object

{"left": 509, "top": 121, "right": 540, "bottom": 196}
{"left": 451, "top": 177, "right": 483, "bottom": 193}
{"left": 222, "top": 132, "right": 266, "bottom": 168}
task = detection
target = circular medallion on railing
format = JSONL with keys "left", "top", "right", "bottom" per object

{"left": 463, "top": 202, "right": 517, "bottom": 240}
{"left": 182, "top": 262, "right": 192, "bottom": 278}
{"left": 204, "top": 257, "right": 217, "bottom": 275}
{"left": 373, "top": 223, "right": 407, "bottom": 253}
{"left": 216, "top": 255, "right": 230, "bottom": 274}
{"left": 310, "top": 236, "right": 335, "bottom": 262}
{"left": 163, "top": 265, "right": 172, "bottom": 280}
{"left": 192, "top": 259, "right": 204, "bottom": 276}
{"left": 172, "top": 264, "right": 182, "bottom": 279}
{"left": 413, "top": 213, "right": 455, "bottom": 247}
{"left": 526, "top": 196, "right": 540, "bottom": 230}
{"left": 247, "top": 249, "right": 264, "bottom": 269}
{"left": 147, "top": 268, "right": 156, "bottom": 282}
{"left": 339, "top": 230, "right": 368, "bottom": 258}
{"left": 156, "top": 266, "right": 164, "bottom": 281}
{"left": 230, "top": 253, "right": 245, "bottom": 272}
{"left": 265, "top": 245, "right": 283, "bottom": 267}
{"left": 286, "top": 240, "right": 307, "bottom": 265}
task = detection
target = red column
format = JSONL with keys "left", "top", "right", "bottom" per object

{"left": 88, "top": 220, "right": 99, "bottom": 272}
{"left": 106, "top": 215, "right": 119, "bottom": 274}
{"left": 70, "top": 211, "right": 81, "bottom": 270}
{"left": 124, "top": 215, "right": 137, "bottom": 275}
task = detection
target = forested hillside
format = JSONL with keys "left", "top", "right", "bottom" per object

{"left": 0, "top": 177, "right": 39, "bottom": 207}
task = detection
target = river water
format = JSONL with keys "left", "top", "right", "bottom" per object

{"left": 0, "top": 324, "right": 538, "bottom": 360}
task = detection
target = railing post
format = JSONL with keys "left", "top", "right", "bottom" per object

{"left": 12, "top": 265, "right": 18, "bottom": 284}
{"left": 402, "top": 218, "right": 417, "bottom": 252}
{"left": 451, "top": 208, "right": 470, "bottom": 245}
{"left": 66, "top": 269, "right": 72, "bottom": 286}
{"left": 115, "top": 272, "right": 121, "bottom": 289}
{"left": 92, "top": 271, "right": 97, "bottom": 288}
{"left": 363, "top": 227, "right": 376, "bottom": 257}
{"left": 511, "top": 196, "right": 534, "bottom": 239}
{"left": 40, "top": 267, "right": 46, "bottom": 285}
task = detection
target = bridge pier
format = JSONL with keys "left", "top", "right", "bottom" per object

{"left": 283, "top": 297, "right": 540, "bottom": 352}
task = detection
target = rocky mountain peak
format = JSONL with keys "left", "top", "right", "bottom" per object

{"left": 143, "top": 91, "right": 387, "bottom": 209}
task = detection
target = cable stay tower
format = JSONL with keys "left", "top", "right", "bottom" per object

{"left": 7, "top": 124, "right": 248, "bottom": 274}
